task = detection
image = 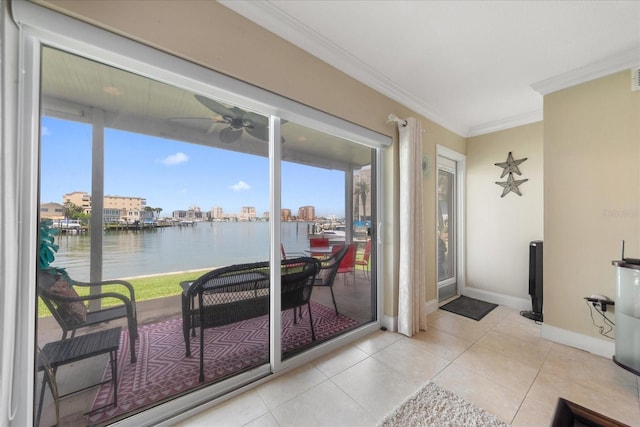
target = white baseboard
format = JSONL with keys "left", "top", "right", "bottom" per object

{"left": 382, "top": 301, "right": 437, "bottom": 333}
{"left": 463, "top": 287, "right": 530, "bottom": 311}
{"left": 541, "top": 323, "right": 615, "bottom": 358}
{"left": 421, "top": 288, "right": 614, "bottom": 359}
{"left": 382, "top": 314, "right": 397, "bottom": 332}
{"left": 425, "top": 299, "right": 439, "bottom": 315}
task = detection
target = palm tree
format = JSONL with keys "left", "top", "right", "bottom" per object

{"left": 64, "top": 201, "right": 90, "bottom": 224}
{"left": 354, "top": 181, "right": 370, "bottom": 221}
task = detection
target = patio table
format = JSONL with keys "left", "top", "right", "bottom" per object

{"left": 36, "top": 327, "right": 121, "bottom": 425}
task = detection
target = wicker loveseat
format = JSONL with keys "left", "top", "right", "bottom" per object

{"left": 181, "top": 257, "right": 320, "bottom": 382}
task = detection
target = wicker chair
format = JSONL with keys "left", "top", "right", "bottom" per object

{"left": 181, "top": 257, "right": 320, "bottom": 382}
{"left": 37, "top": 270, "right": 138, "bottom": 363}
{"left": 313, "top": 245, "right": 349, "bottom": 314}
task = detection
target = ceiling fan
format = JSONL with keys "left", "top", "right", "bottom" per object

{"left": 192, "top": 94, "right": 277, "bottom": 144}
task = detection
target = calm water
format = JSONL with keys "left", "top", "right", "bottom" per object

{"left": 52, "top": 221, "right": 315, "bottom": 281}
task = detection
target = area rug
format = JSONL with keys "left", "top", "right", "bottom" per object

{"left": 440, "top": 295, "right": 498, "bottom": 321}
{"left": 378, "top": 382, "right": 508, "bottom": 427}
{"left": 87, "top": 301, "right": 358, "bottom": 424}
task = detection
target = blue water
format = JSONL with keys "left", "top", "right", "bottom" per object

{"left": 52, "top": 221, "right": 314, "bottom": 280}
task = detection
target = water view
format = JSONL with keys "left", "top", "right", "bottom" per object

{"left": 52, "top": 221, "right": 315, "bottom": 281}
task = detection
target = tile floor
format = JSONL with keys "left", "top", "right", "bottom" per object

{"left": 176, "top": 305, "right": 640, "bottom": 427}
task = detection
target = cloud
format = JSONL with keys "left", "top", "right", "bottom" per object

{"left": 41, "top": 126, "right": 52, "bottom": 136}
{"left": 230, "top": 181, "right": 251, "bottom": 191}
{"left": 160, "top": 152, "right": 188, "bottom": 165}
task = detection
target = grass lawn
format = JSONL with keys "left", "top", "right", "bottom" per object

{"left": 38, "top": 248, "right": 372, "bottom": 318}
{"left": 38, "top": 269, "right": 209, "bottom": 317}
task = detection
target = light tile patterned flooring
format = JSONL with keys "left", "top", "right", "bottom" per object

{"left": 176, "top": 306, "right": 640, "bottom": 427}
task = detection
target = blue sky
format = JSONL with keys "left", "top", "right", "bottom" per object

{"left": 40, "top": 117, "right": 345, "bottom": 217}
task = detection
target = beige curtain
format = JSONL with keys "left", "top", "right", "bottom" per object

{"left": 398, "top": 117, "right": 426, "bottom": 337}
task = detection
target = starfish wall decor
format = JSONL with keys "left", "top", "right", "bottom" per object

{"left": 494, "top": 152, "right": 528, "bottom": 197}
{"left": 494, "top": 151, "right": 527, "bottom": 178}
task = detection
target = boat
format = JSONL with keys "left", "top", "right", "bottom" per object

{"left": 323, "top": 225, "right": 345, "bottom": 240}
{"left": 52, "top": 219, "right": 82, "bottom": 230}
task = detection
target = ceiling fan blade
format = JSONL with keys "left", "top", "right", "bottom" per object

{"left": 242, "top": 112, "right": 268, "bottom": 140}
{"left": 219, "top": 126, "right": 243, "bottom": 143}
{"left": 194, "top": 94, "right": 238, "bottom": 119}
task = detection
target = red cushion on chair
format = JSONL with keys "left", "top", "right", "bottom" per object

{"left": 48, "top": 276, "right": 87, "bottom": 323}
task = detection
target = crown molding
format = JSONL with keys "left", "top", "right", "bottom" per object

{"left": 531, "top": 48, "right": 640, "bottom": 95}
{"left": 219, "top": 1, "right": 468, "bottom": 137}
{"left": 467, "top": 110, "right": 543, "bottom": 137}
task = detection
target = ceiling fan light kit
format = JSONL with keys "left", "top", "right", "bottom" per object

{"left": 193, "top": 94, "right": 271, "bottom": 143}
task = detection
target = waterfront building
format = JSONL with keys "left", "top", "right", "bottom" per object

{"left": 281, "top": 208, "right": 292, "bottom": 221}
{"left": 62, "top": 191, "right": 147, "bottom": 223}
{"left": 62, "top": 191, "right": 92, "bottom": 214}
{"left": 210, "top": 206, "right": 224, "bottom": 220}
{"left": 173, "top": 208, "right": 205, "bottom": 221}
{"left": 105, "top": 195, "right": 147, "bottom": 223}
{"left": 297, "top": 205, "right": 315, "bottom": 221}
{"left": 39, "top": 202, "right": 65, "bottom": 220}
{"left": 240, "top": 206, "right": 256, "bottom": 221}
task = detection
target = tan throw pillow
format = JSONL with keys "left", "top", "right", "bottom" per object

{"left": 48, "top": 276, "right": 88, "bottom": 324}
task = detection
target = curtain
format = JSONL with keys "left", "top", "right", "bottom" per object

{"left": 398, "top": 117, "right": 426, "bottom": 337}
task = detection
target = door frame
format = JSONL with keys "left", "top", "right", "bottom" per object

{"left": 435, "top": 145, "right": 466, "bottom": 300}
{"left": 11, "top": 2, "right": 390, "bottom": 425}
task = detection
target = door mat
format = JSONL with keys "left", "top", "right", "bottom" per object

{"left": 440, "top": 296, "right": 497, "bottom": 321}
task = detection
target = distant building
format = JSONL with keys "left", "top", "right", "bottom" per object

{"left": 240, "top": 206, "right": 256, "bottom": 221}
{"left": 281, "top": 209, "right": 292, "bottom": 221}
{"left": 210, "top": 206, "right": 224, "bottom": 219}
{"left": 105, "top": 195, "right": 147, "bottom": 223}
{"left": 297, "top": 205, "right": 315, "bottom": 221}
{"left": 62, "top": 191, "right": 147, "bottom": 223}
{"left": 40, "top": 202, "right": 65, "bottom": 220}
{"left": 62, "top": 191, "right": 92, "bottom": 214}
{"left": 208, "top": 205, "right": 256, "bottom": 221}
{"left": 173, "top": 206, "right": 205, "bottom": 221}
{"left": 172, "top": 210, "right": 187, "bottom": 220}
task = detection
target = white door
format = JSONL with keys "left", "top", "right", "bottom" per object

{"left": 436, "top": 145, "right": 465, "bottom": 303}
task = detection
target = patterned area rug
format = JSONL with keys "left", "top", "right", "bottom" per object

{"left": 378, "top": 382, "right": 509, "bottom": 427}
{"left": 87, "top": 301, "right": 358, "bottom": 424}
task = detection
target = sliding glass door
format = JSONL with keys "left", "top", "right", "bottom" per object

{"left": 280, "top": 122, "right": 376, "bottom": 361}
{"left": 34, "top": 42, "right": 382, "bottom": 426}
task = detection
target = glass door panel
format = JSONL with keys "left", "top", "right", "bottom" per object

{"left": 437, "top": 157, "right": 457, "bottom": 301}
{"left": 280, "top": 122, "right": 376, "bottom": 360}
{"left": 37, "top": 46, "right": 272, "bottom": 425}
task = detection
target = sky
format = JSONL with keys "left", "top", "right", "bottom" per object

{"left": 40, "top": 117, "right": 345, "bottom": 217}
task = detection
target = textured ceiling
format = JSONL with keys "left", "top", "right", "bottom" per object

{"left": 220, "top": 1, "right": 640, "bottom": 137}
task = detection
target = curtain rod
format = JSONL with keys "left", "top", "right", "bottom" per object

{"left": 387, "top": 113, "right": 407, "bottom": 127}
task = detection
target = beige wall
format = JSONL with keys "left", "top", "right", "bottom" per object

{"left": 466, "top": 122, "right": 543, "bottom": 303}
{"left": 544, "top": 70, "right": 640, "bottom": 339}
{"left": 37, "top": 0, "right": 465, "bottom": 321}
